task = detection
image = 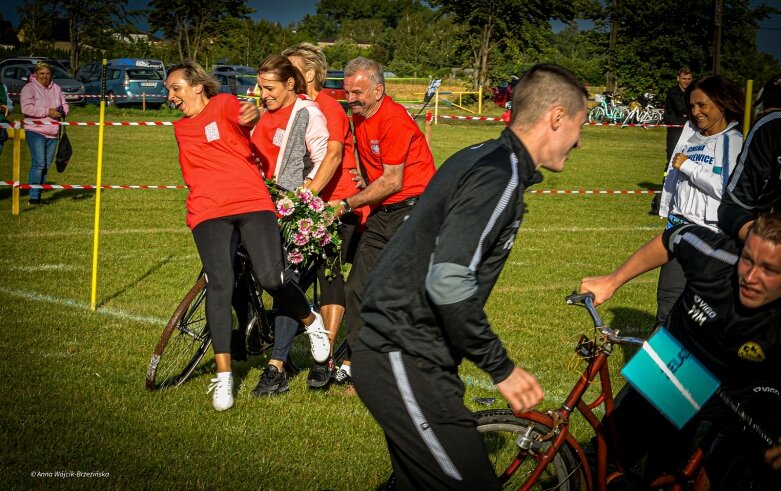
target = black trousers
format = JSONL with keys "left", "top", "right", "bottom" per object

{"left": 655, "top": 256, "right": 685, "bottom": 325}
{"left": 191, "top": 211, "right": 310, "bottom": 354}
{"left": 352, "top": 349, "right": 501, "bottom": 490}
{"left": 344, "top": 205, "right": 414, "bottom": 345}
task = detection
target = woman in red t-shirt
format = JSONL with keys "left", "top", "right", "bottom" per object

{"left": 248, "top": 55, "right": 334, "bottom": 397}
{"left": 166, "top": 61, "right": 326, "bottom": 412}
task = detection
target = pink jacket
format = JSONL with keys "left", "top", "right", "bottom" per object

{"left": 21, "top": 75, "right": 68, "bottom": 138}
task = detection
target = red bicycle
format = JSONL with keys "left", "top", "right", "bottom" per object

{"left": 474, "top": 292, "right": 775, "bottom": 490}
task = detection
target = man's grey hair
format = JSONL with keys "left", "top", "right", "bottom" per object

{"left": 344, "top": 57, "right": 385, "bottom": 86}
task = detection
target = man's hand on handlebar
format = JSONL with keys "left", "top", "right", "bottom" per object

{"left": 496, "top": 366, "right": 544, "bottom": 414}
{"left": 579, "top": 275, "right": 618, "bottom": 306}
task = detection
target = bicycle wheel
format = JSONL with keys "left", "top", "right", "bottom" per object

{"left": 146, "top": 275, "right": 212, "bottom": 390}
{"left": 475, "top": 410, "right": 582, "bottom": 490}
{"left": 650, "top": 109, "right": 662, "bottom": 125}
{"left": 587, "top": 107, "right": 605, "bottom": 124}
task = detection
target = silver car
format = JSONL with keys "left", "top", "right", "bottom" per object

{"left": 0, "top": 64, "right": 86, "bottom": 104}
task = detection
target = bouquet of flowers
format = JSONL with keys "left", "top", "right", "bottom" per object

{"left": 266, "top": 180, "right": 343, "bottom": 279}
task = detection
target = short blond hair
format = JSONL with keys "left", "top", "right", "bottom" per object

{"left": 282, "top": 43, "right": 328, "bottom": 91}
{"left": 34, "top": 62, "right": 51, "bottom": 73}
{"left": 510, "top": 64, "right": 588, "bottom": 127}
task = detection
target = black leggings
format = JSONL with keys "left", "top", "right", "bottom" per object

{"left": 192, "top": 211, "right": 310, "bottom": 354}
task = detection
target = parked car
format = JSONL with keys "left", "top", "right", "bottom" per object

{"left": 0, "top": 63, "right": 85, "bottom": 104}
{"left": 0, "top": 57, "right": 67, "bottom": 71}
{"left": 323, "top": 70, "right": 347, "bottom": 111}
{"left": 212, "top": 71, "right": 258, "bottom": 98}
{"left": 213, "top": 65, "right": 256, "bottom": 75}
{"left": 76, "top": 59, "right": 167, "bottom": 107}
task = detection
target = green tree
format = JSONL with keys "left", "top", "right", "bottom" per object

{"left": 53, "top": 0, "right": 129, "bottom": 73}
{"left": 17, "top": 0, "right": 54, "bottom": 55}
{"left": 428, "top": 0, "right": 589, "bottom": 89}
{"left": 148, "top": 0, "right": 252, "bottom": 62}
{"left": 389, "top": 9, "right": 460, "bottom": 76}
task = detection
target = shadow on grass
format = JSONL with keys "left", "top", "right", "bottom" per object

{"left": 0, "top": 187, "right": 94, "bottom": 203}
{"left": 97, "top": 254, "right": 173, "bottom": 308}
{"left": 638, "top": 180, "right": 663, "bottom": 191}
{"left": 604, "top": 306, "right": 657, "bottom": 365}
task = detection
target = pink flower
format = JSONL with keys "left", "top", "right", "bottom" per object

{"left": 319, "top": 234, "right": 332, "bottom": 246}
{"left": 288, "top": 250, "right": 304, "bottom": 264}
{"left": 312, "top": 226, "right": 326, "bottom": 239}
{"left": 297, "top": 218, "right": 314, "bottom": 233}
{"left": 293, "top": 233, "right": 309, "bottom": 246}
{"left": 309, "top": 197, "right": 325, "bottom": 212}
{"left": 296, "top": 187, "right": 314, "bottom": 204}
{"left": 277, "top": 197, "right": 295, "bottom": 217}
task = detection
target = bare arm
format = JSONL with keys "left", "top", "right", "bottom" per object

{"left": 237, "top": 100, "right": 259, "bottom": 127}
{"left": 580, "top": 233, "right": 671, "bottom": 306}
{"left": 329, "top": 163, "right": 404, "bottom": 216}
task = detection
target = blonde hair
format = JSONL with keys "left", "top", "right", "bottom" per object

{"left": 34, "top": 62, "right": 52, "bottom": 73}
{"left": 282, "top": 43, "right": 328, "bottom": 91}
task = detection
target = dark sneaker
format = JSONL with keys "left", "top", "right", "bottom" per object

{"left": 333, "top": 367, "right": 352, "bottom": 386}
{"left": 307, "top": 356, "right": 334, "bottom": 389}
{"left": 251, "top": 364, "right": 288, "bottom": 397}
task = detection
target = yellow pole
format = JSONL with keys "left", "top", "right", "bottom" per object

{"left": 434, "top": 88, "right": 439, "bottom": 126}
{"left": 478, "top": 86, "right": 483, "bottom": 115}
{"left": 742, "top": 79, "right": 753, "bottom": 139}
{"left": 12, "top": 124, "right": 21, "bottom": 215}
{"left": 90, "top": 59, "right": 108, "bottom": 311}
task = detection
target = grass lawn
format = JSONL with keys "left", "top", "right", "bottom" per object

{"left": 0, "top": 105, "right": 668, "bottom": 489}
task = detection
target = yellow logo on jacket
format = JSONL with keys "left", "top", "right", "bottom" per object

{"left": 737, "top": 342, "right": 766, "bottom": 362}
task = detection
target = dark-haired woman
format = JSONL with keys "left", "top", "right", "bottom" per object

{"left": 656, "top": 75, "right": 744, "bottom": 323}
{"left": 165, "top": 61, "right": 325, "bottom": 411}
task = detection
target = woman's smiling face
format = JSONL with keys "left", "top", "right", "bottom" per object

{"left": 690, "top": 88, "right": 726, "bottom": 135}
{"left": 257, "top": 73, "right": 296, "bottom": 111}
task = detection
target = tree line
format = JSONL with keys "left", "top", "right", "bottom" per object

{"left": 6, "top": 0, "right": 780, "bottom": 101}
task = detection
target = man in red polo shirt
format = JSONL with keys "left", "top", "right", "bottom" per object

{"left": 329, "top": 57, "right": 436, "bottom": 383}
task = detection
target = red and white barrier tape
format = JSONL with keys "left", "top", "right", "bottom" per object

{"left": 435, "top": 115, "right": 684, "bottom": 128}
{"left": 2, "top": 181, "right": 658, "bottom": 194}
{"left": 1, "top": 181, "right": 186, "bottom": 190}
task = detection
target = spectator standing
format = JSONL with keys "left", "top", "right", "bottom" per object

{"left": 719, "top": 73, "right": 781, "bottom": 241}
{"left": 165, "top": 61, "right": 325, "bottom": 411}
{"left": 21, "top": 62, "right": 68, "bottom": 205}
{"left": 283, "top": 43, "right": 365, "bottom": 389}
{"left": 0, "top": 80, "right": 13, "bottom": 157}
{"left": 352, "top": 64, "right": 588, "bottom": 489}
{"left": 327, "top": 57, "right": 437, "bottom": 388}
{"left": 655, "top": 75, "right": 744, "bottom": 324}
{"left": 650, "top": 67, "right": 693, "bottom": 215}
{"left": 248, "top": 54, "right": 331, "bottom": 397}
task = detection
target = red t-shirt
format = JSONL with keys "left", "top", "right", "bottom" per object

{"left": 315, "top": 92, "right": 359, "bottom": 201}
{"left": 251, "top": 100, "right": 296, "bottom": 179}
{"left": 173, "top": 93, "right": 274, "bottom": 229}
{"left": 352, "top": 96, "right": 435, "bottom": 205}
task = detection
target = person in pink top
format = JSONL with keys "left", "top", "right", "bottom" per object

{"left": 21, "top": 62, "right": 68, "bottom": 204}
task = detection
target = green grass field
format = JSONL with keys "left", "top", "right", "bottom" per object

{"left": 0, "top": 106, "right": 668, "bottom": 489}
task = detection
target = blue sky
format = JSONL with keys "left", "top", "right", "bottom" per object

{"left": 2, "top": 0, "right": 779, "bottom": 63}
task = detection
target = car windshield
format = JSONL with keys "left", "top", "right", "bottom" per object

{"left": 126, "top": 69, "right": 162, "bottom": 81}
{"left": 236, "top": 75, "right": 257, "bottom": 85}
{"left": 51, "top": 66, "right": 72, "bottom": 79}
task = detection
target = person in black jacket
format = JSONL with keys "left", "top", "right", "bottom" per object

{"left": 719, "top": 73, "right": 781, "bottom": 241}
{"left": 650, "top": 67, "right": 693, "bottom": 215}
{"left": 351, "top": 64, "right": 588, "bottom": 490}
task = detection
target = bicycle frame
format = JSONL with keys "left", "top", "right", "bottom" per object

{"left": 506, "top": 295, "right": 708, "bottom": 491}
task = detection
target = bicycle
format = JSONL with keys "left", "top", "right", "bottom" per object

{"left": 474, "top": 292, "right": 776, "bottom": 490}
{"left": 145, "top": 246, "right": 349, "bottom": 390}
{"left": 588, "top": 92, "right": 629, "bottom": 125}
{"left": 621, "top": 92, "right": 663, "bottom": 126}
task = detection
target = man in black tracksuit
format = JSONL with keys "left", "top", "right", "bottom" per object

{"left": 719, "top": 73, "right": 781, "bottom": 241}
{"left": 351, "top": 64, "right": 589, "bottom": 489}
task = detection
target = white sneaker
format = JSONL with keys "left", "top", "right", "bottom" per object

{"left": 207, "top": 374, "right": 234, "bottom": 411}
{"left": 305, "top": 311, "right": 330, "bottom": 363}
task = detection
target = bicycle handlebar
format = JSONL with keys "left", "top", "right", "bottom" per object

{"left": 565, "top": 291, "right": 645, "bottom": 346}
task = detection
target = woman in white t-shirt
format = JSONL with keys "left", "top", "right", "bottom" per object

{"left": 656, "top": 75, "right": 744, "bottom": 323}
